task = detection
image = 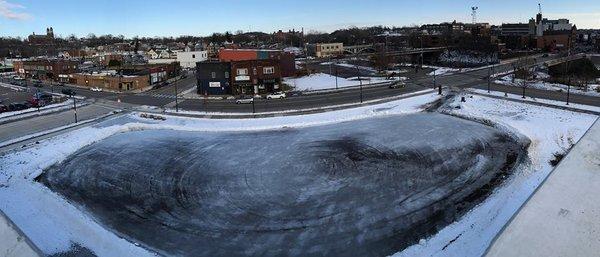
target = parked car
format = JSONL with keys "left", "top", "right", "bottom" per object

{"left": 91, "top": 87, "right": 103, "bottom": 92}
{"left": 33, "top": 81, "right": 43, "bottom": 88}
{"left": 8, "top": 102, "right": 28, "bottom": 111}
{"left": 389, "top": 81, "right": 406, "bottom": 89}
{"left": 33, "top": 92, "right": 53, "bottom": 102}
{"left": 0, "top": 104, "right": 8, "bottom": 113}
{"left": 287, "top": 91, "right": 303, "bottom": 97}
{"left": 266, "top": 92, "right": 286, "bottom": 100}
{"left": 61, "top": 88, "right": 76, "bottom": 96}
{"left": 235, "top": 97, "right": 254, "bottom": 104}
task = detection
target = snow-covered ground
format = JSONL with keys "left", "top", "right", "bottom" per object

{"left": 438, "top": 50, "right": 498, "bottom": 66}
{"left": 395, "top": 93, "right": 598, "bottom": 257}
{"left": 284, "top": 73, "right": 397, "bottom": 91}
{"left": 2, "top": 90, "right": 597, "bottom": 257}
{"left": 0, "top": 93, "right": 441, "bottom": 257}
{"left": 495, "top": 73, "right": 600, "bottom": 97}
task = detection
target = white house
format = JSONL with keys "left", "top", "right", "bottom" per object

{"left": 176, "top": 50, "right": 208, "bottom": 69}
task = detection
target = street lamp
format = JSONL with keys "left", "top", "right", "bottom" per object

{"left": 433, "top": 69, "right": 437, "bottom": 90}
{"left": 487, "top": 64, "right": 491, "bottom": 93}
{"left": 175, "top": 81, "right": 179, "bottom": 112}
{"left": 566, "top": 75, "right": 571, "bottom": 105}
{"left": 355, "top": 65, "right": 363, "bottom": 103}
{"left": 72, "top": 94, "right": 78, "bottom": 123}
{"left": 335, "top": 62, "right": 339, "bottom": 90}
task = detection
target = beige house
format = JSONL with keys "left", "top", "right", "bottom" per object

{"left": 308, "top": 43, "right": 344, "bottom": 58}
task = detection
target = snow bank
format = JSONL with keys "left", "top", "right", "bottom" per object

{"left": 394, "top": 93, "right": 598, "bottom": 257}
{"left": 0, "top": 92, "right": 442, "bottom": 257}
{"left": 495, "top": 73, "right": 600, "bottom": 97}
{"left": 284, "top": 73, "right": 395, "bottom": 91}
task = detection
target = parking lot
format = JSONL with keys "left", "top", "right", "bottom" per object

{"left": 0, "top": 86, "right": 32, "bottom": 104}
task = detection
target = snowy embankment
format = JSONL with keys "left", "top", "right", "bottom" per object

{"left": 495, "top": 73, "right": 600, "bottom": 97}
{"left": 284, "top": 73, "right": 397, "bottom": 91}
{"left": 394, "top": 93, "right": 598, "bottom": 257}
{"left": 0, "top": 93, "right": 442, "bottom": 257}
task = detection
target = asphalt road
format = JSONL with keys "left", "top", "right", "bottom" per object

{"left": 4, "top": 54, "right": 598, "bottom": 115}
{"left": 0, "top": 104, "right": 116, "bottom": 144}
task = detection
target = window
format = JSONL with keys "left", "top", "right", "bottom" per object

{"left": 211, "top": 72, "right": 216, "bottom": 78}
{"left": 192, "top": 54, "right": 195, "bottom": 58}
{"left": 237, "top": 68, "right": 248, "bottom": 75}
{"left": 263, "top": 66, "right": 275, "bottom": 74}
{"left": 224, "top": 72, "right": 229, "bottom": 78}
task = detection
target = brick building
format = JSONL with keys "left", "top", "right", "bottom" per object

{"left": 196, "top": 59, "right": 282, "bottom": 95}
{"left": 536, "top": 30, "right": 575, "bottom": 51}
{"left": 231, "top": 59, "right": 282, "bottom": 95}
{"left": 27, "top": 27, "right": 55, "bottom": 46}
{"left": 13, "top": 58, "right": 79, "bottom": 81}
{"left": 71, "top": 72, "right": 149, "bottom": 91}
{"left": 218, "top": 49, "right": 295, "bottom": 77}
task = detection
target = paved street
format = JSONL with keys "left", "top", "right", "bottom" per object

{"left": 0, "top": 103, "right": 117, "bottom": 144}
{"left": 6, "top": 55, "right": 597, "bottom": 117}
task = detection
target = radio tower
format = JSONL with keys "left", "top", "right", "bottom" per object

{"left": 471, "top": 6, "right": 479, "bottom": 24}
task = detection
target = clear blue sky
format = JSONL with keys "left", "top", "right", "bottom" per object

{"left": 1, "top": 0, "right": 599, "bottom": 38}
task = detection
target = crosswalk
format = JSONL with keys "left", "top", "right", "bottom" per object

{"left": 136, "top": 93, "right": 178, "bottom": 99}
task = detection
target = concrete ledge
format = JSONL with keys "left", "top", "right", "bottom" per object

{"left": 0, "top": 210, "right": 41, "bottom": 257}
{"left": 486, "top": 118, "right": 600, "bottom": 257}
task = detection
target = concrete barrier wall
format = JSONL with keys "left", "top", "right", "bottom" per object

{"left": 0, "top": 210, "right": 41, "bottom": 257}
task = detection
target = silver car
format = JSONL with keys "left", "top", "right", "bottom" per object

{"left": 235, "top": 97, "right": 254, "bottom": 104}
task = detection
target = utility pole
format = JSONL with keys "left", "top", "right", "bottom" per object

{"left": 72, "top": 95, "right": 78, "bottom": 123}
{"left": 335, "top": 63, "right": 339, "bottom": 90}
{"left": 567, "top": 75, "right": 571, "bottom": 105}
{"left": 420, "top": 36, "right": 424, "bottom": 70}
{"left": 565, "top": 58, "right": 571, "bottom": 105}
{"left": 522, "top": 72, "right": 526, "bottom": 99}
{"left": 433, "top": 69, "right": 437, "bottom": 89}
{"left": 487, "top": 65, "right": 491, "bottom": 93}
{"left": 36, "top": 88, "right": 40, "bottom": 112}
{"left": 174, "top": 81, "right": 179, "bottom": 112}
{"left": 356, "top": 65, "right": 363, "bottom": 103}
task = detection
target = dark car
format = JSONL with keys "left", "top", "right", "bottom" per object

{"left": 61, "top": 88, "right": 76, "bottom": 96}
{"left": 389, "top": 81, "right": 406, "bottom": 89}
{"left": 0, "top": 105, "right": 8, "bottom": 113}
{"left": 8, "top": 102, "right": 28, "bottom": 111}
{"left": 34, "top": 92, "right": 53, "bottom": 101}
{"left": 33, "top": 81, "right": 43, "bottom": 88}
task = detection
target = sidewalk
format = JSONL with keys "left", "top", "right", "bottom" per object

{"left": 486, "top": 118, "right": 600, "bottom": 257}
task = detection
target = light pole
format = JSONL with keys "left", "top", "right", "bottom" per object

{"left": 335, "top": 62, "right": 339, "bottom": 90}
{"left": 72, "top": 95, "right": 78, "bottom": 123}
{"left": 174, "top": 81, "right": 179, "bottom": 112}
{"left": 521, "top": 70, "right": 527, "bottom": 99}
{"left": 566, "top": 75, "right": 571, "bottom": 105}
{"left": 433, "top": 69, "right": 437, "bottom": 89}
{"left": 487, "top": 65, "right": 491, "bottom": 93}
{"left": 355, "top": 65, "right": 363, "bottom": 103}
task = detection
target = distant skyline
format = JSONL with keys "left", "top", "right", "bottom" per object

{"left": 1, "top": 0, "right": 599, "bottom": 38}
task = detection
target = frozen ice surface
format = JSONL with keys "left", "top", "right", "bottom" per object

{"left": 39, "top": 113, "right": 524, "bottom": 257}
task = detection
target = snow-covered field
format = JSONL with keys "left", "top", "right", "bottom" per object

{"left": 284, "top": 73, "right": 397, "bottom": 91}
{"left": 495, "top": 73, "right": 600, "bottom": 97}
{"left": 1, "top": 90, "right": 597, "bottom": 257}
{"left": 395, "top": 93, "right": 598, "bottom": 257}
